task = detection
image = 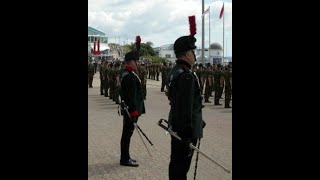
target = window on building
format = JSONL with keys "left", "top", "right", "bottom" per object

{"left": 88, "top": 36, "right": 90, "bottom": 42}
{"left": 94, "top": 37, "right": 97, "bottom": 42}
{"left": 91, "top": 36, "right": 94, "bottom": 42}
{"left": 165, "top": 54, "right": 171, "bottom": 58}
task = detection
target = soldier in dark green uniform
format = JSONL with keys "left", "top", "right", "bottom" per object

{"left": 119, "top": 51, "right": 145, "bottom": 167}
{"left": 224, "top": 65, "right": 232, "bottom": 108}
{"left": 161, "top": 62, "right": 168, "bottom": 92}
{"left": 99, "top": 60, "right": 105, "bottom": 95}
{"left": 156, "top": 63, "right": 160, "bottom": 81}
{"left": 218, "top": 64, "right": 225, "bottom": 99}
{"left": 114, "top": 62, "right": 121, "bottom": 104}
{"left": 110, "top": 63, "right": 115, "bottom": 101}
{"left": 147, "top": 62, "right": 151, "bottom": 79}
{"left": 213, "top": 64, "right": 223, "bottom": 105}
{"left": 137, "top": 62, "right": 147, "bottom": 100}
{"left": 167, "top": 35, "right": 206, "bottom": 180}
{"left": 204, "top": 65, "right": 213, "bottom": 103}
{"left": 103, "top": 62, "right": 110, "bottom": 97}
{"left": 196, "top": 63, "right": 204, "bottom": 95}
{"left": 88, "top": 60, "right": 95, "bottom": 88}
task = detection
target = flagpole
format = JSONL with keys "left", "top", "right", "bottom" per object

{"left": 226, "top": 38, "right": 227, "bottom": 59}
{"left": 201, "top": 0, "right": 205, "bottom": 65}
{"left": 209, "top": 6, "right": 210, "bottom": 64}
{"left": 223, "top": 2, "right": 225, "bottom": 65}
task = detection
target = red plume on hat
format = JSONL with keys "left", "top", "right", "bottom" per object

{"left": 173, "top": 16, "right": 197, "bottom": 54}
{"left": 135, "top": 35, "right": 141, "bottom": 60}
{"left": 135, "top": 35, "right": 141, "bottom": 51}
{"left": 188, "top": 15, "right": 196, "bottom": 36}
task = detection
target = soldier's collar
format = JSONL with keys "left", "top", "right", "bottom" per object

{"left": 176, "top": 59, "right": 191, "bottom": 69}
{"left": 124, "top": 65, "right": 135, "bottom": 73}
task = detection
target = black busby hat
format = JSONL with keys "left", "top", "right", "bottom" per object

{"left": 124, "top": 35, "right": 141, "bottom": 61}
{"left": 174, "top": 36, "right": 197, "bottom": 54}
{"left": 124, "top": 51, "right": 139, "bottom": 61}
{"left": 174, "top": 15, "right": 197, "bottom": 54}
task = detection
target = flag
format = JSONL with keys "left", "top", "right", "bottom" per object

{"left": 93, "top": 41, "right": 96, "bottom": 55}
{"left": 202, "top": 6, "right": 210, "bottom": 18}
{"left": 219, "top": 3, "right": 224, "bottom": 19}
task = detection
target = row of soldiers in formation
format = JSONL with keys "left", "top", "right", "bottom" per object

{"left": 96, "top": 60, "right": 148, "bottom": 104}
{"left": 89, "top": 59, "right": 232, "bottom": 108}
{"left": 160, "top": 62, "right": 232, "bottom": 108}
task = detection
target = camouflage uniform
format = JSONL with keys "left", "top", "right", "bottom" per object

{"left": 219, "top": 66, "right": 225, "bottom": 99}
{"left": 114, "top": 63, "right": 121, "bottom": 104}
{"left": 204, "top": 66, "right": 213, "bottom": 103}
{"left": 196, "top": 64, "right": 204, "bottom": 95}
{"left": 138, "top": 64, "right": 147, "bottom": 99}
{"left": 108, "top": 63, "right": 114, "bottom": 100}
{"left": 88, "top": 61, "right": 95, "bottom": 88}
{"left": 224, "top": 66, "right": 232, "bottom": 108}
{"left": 99, "top": 61, "right": 105, "bottom": 95}
{"left": 161, "top": 63, "right": 168, "bottom": 92}
{"left": 213, "top": 66, "right": 223, "bottom": 105}
{"left": 156, "top": 63, "right": 160, "bottom": 81}
{"left": 103, "top": 63, "right": 110, "bottom": 97}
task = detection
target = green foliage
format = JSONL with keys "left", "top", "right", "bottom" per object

{"left": 123, "top": 41, "right": 170, "bottom": 63}
{"left": 142, "top": 55, "right": 168, "bottom": 63}
{"left": 123, "top": 42, "right": 155, "bottom": 56}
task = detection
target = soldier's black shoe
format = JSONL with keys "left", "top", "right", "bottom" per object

{"left": 204, "top": 100, "right": 211, "bottom": 103}
{"left": 100, "top": 93, "right": 104, "bottom": 95}
{"left": 89, "top": 86, "right": 93, "bottom": 88}
{"left": 120, "top": 159, "right": 139, "bottom": 167}
{"left": 215, "top": 103, "right": 222, "bottom": 105}
{"left": 225, "top": 106, "right": 232, "bottom": 108}
{"left": 129, "top": 158, "right": 136, "bottom": 162}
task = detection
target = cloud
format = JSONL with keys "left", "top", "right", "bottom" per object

{"left": 89, "top": 0, "right": 232, "bottom": 56}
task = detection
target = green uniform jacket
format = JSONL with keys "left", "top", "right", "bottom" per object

{"left": 167, "top": 60, "right": 204, "bottom": 139}
{"left": 88, "top": 64, "right": 95, "bottom": 74}
{"left": 120, "top": 67, "right": 145, "bottom": 116}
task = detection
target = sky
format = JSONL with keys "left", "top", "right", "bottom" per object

{"left": 88, "top": 0, "right": 232, "bottom": 57}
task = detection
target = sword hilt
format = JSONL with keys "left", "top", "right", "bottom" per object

{"left": 157, "top": 118, "right": 231, "bottom": 174}
{"left": 158, "top": 119, "right": 169, "bottom": 131}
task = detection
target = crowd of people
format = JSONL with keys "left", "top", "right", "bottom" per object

{"left": 88, "top": 34, "right": 232, "bottom": 179}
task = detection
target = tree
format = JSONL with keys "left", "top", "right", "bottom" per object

{"left": 123, "top": 42, "right": 155, "bottom": 56}
{"left": 142, "top": 55, "right": 168, "bottom": 63}
{"left": 146, "top": 41, "right": 153, "bottom": 47}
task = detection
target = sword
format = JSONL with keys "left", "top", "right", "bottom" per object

{"left": 122, "top": 101, "right": 153, "bottom": 158}
{"left": 157, "top": 118, "right": 231, "bottom": 174}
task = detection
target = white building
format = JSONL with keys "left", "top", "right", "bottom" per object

{"left": 209, "top": 42, "right": 223, "bottom": 65}
{"left": 154, "top": 44, "right": 176, "bottom": 62}
{"left": 88, "top": 26, "right": 110, "bottom": 57}
{"left": 155, "top": 42, "right": 231, "bottom": 65}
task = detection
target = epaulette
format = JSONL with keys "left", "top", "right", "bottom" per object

{"left": 121, "top": 71, "right": 129, "bottom": 78}
{"left": 169, "top": 65, "right": 192, "bottom": 84}
{"left": 169, "top": 68, "right": 185, "bottom": 82}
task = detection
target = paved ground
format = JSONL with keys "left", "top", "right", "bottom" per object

{"left": 88, "top": 72, "right": 232, "bottom": 180}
